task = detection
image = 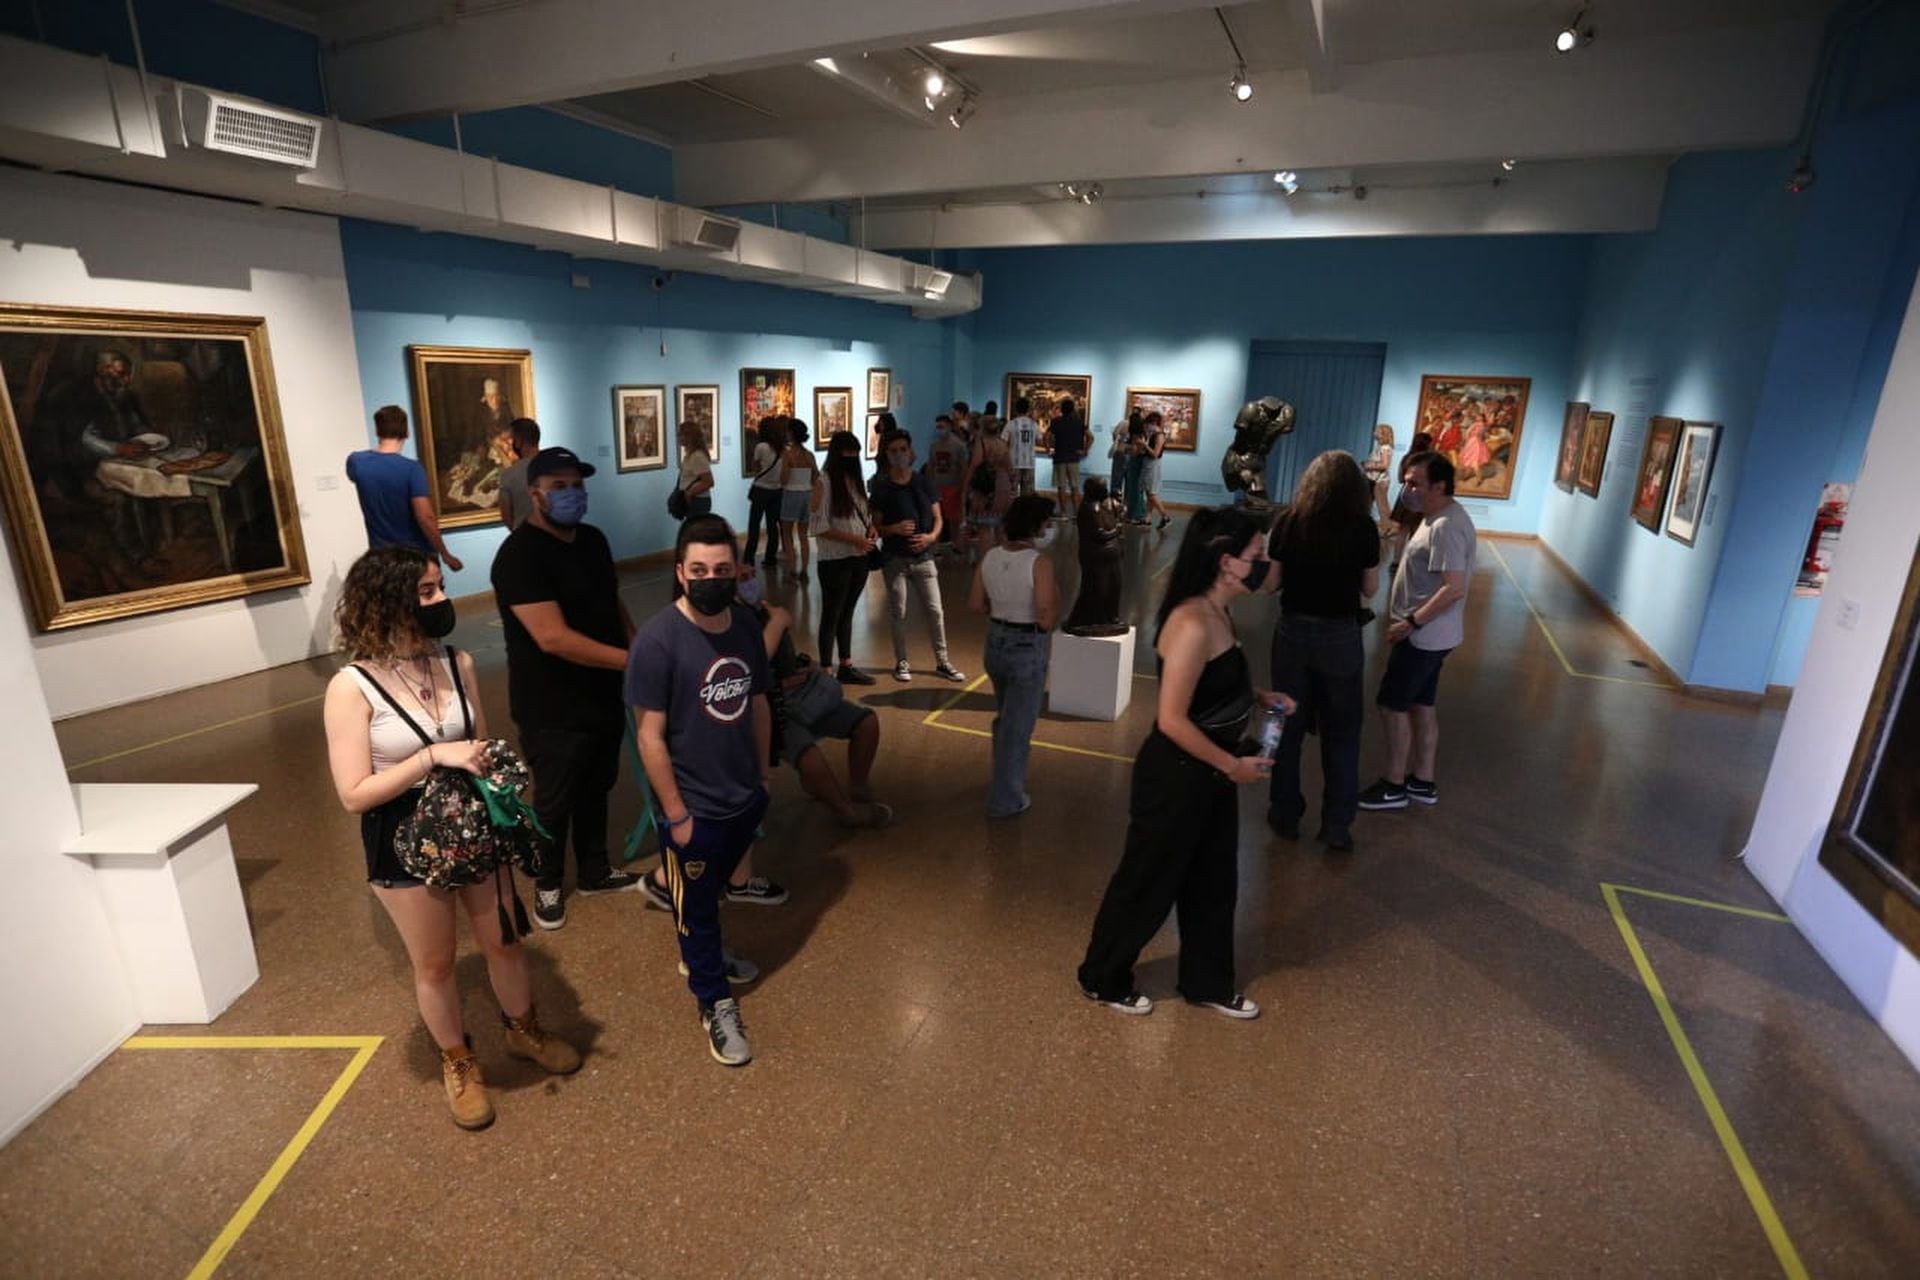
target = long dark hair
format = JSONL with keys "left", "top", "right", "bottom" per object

{"left": 824, "top": 431, "right": 865, "bottom": 520}
{"left": 1154, "top": 505, "right": 1270, "bottom": 637}
{"left": 1286, "top": 450, "right": 1371, "bottom": 541}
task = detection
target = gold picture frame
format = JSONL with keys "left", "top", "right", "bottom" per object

{"left": 1124, "top": 386, "right": 1203, "bottom": 453}
{"left": 0, "top": 303, "right": 310, "bottom": 631}
{"left": 407, "top": 345, "right": 536, "bottom": 530}
{"left": 1414, "top": 374, "right": 1532, "bottom": 501}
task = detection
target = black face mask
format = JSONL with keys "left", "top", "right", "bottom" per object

{"left": 684, "top": 577, "right": 737, "bottom": 617}
{"left": 416, "top": 598, "right": 457, "bottom": 639}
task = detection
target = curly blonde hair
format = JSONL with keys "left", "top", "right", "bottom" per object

{"left": 334, "top": 546, "right": 432, "bottom": 661}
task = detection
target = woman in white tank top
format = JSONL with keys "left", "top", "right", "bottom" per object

{"left": 968, "top": 494, "right": 1062, "bottom": 818}
{"left": 778, "top": 417, "right": 819, "bottom": 582}
{"left": 322, "top": 546, "right": 581, "bottom": 1130}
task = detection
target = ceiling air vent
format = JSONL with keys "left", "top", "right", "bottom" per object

{"left": 671, "top": 208, "right": 742, "bottom": 253}
{"left": 916, "top": 266, "right": 954, "bottom": 298}
{"left": 180, "top": 88, "right": 323, "bottom": 168}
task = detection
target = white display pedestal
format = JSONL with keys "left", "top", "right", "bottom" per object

{"left": 1049, "top": 627, "right": 1137, "bottom": 721}
{"left": 63, "top": 783, "right": 260, "bottom": 1025}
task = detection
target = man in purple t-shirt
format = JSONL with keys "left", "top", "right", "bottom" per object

{"left": 627, "top": 515, "right": 773, "bottom": 1067}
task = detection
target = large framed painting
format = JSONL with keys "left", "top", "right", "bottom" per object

{"left": 867, "top": 367, "right": 892, "bottom": 411}
{"left": 813, "top": 387, "right": 853, "bottom": 449}
{"left": 675, "top": 384, "right": 720, "bottom": 468}
{"left": 612, "top": 385, "right": 666, "bottom": 473}
{"left": 1821, "top": 540, "right": 1920, "bottom": 956}
{"left": 1663, "top": 421, "right": 1720, "bottom": 547}
{"left": 408, "top": 345, "right": 535, "bottom": 530}
{"left": 739, "top": 367, "right": 794, "bottom": 477}
{"left": 1554, "top": 401, "right": 1589, "bottom": 493}
{"left": 1006, "top": 372, "right": 1092, "bottom": 458}
{"left": 1576, "top": 411, "right": 1613, "bottom": 498}
{"left": 1631, "top": 416, "right": 1684, "bottom": 533}
{"left": 1125, "top": 386, "right": 1203, "bottom": 453}
{"left": 0, "top": 303, "right": 309, "bottom": 631}
{"left": 1414, "top": 374, "right": 1531, "bottom": 500}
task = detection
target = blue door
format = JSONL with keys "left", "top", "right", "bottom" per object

{"left": 1243, "top": 340, "right": 1387, "bottom": 501}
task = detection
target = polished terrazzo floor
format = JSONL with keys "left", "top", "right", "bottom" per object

{"left": 5, "top": 521, "right": 1919, "bottom": 1278}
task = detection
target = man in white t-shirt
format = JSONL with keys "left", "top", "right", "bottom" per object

{"left": 1359, "top": 451, "right": 1476, "bottom": 812}
{"left": 1006, "top": 396, "right": 1039, "bottom": 496}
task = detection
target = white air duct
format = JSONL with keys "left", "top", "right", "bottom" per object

{"left": 178, "top": 88, "right": 322, "bottom": 168}
{"left": 669, "top": 207, "right": 742, "bottom": 253}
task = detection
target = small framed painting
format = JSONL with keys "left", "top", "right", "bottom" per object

{"left": 1663, "top": 421, "right": 1721, "bottom": 547}
{"left": 1554, "top": 401, "right": 1589, "bottom": 493}
{"left": 1414, "top": 374, "right": 1531, "bottom": 501}
{"left": 865, "top": 411, "right": 886, "bottom": 460}
{"left": 612, "top": 385, "right": 666, "bottom": 473}
{"left": 813, "top": 386, "right": 853, "bottom": 449}
{"left": 1006, "top": 372, "right": 1092, "bottom": 457}
{"left": 1125, "top": 386, "right": 1203, "bottom": 453}
{"left": 739, "top": 367, "right": 795, "bottom": 477}
{"left": 867, "top": 367, "right": 892, "bottom": 411}
{"left": 675, "top": 384, "right": 721, "bottom": 468}
{"left": 1575, "top": 411, "right": 1613, "bottom": 498}
{"left": 409, "top": 344, "right": 537, "bottom": 529}
{"left": 1631, "top": 416, "right": 1684, "bottom": 533}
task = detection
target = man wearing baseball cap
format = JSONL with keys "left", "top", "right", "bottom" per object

{"left": 491, "top": 447, "right": 642, "bottom": 927}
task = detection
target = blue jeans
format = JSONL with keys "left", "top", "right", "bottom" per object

{"left": 1267, "top": 612, "right": 1365, "bottom": 830}
{"left": 656, "top": 787, "right": 770, "bottom": 1007}
{"left": 984, "top": 624, "right": 1050, "bottom": 815}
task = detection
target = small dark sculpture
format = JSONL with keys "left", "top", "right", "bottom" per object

{"left": 1065, "top": 477, "right": 1128, "bottom": 636}
{"left": 1220, "top": 396, "right": 1297, "bottom": 509}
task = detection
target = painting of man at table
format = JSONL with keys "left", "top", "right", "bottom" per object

{"left": 0, "top": 313, "right": 308, "bottom": 629}
{"left": 407, "top": 347, "right": 536, "bottom": 528}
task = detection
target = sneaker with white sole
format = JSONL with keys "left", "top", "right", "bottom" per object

{"left": 893, "top": 661, "right": 913, "bottom": 682}
{"left": 577, "top": 870, "right": 643, "bottom": 895}
{"left": 1188, "top": 993, "right": 1261, "bottom": 1020}
{"left": 1356, "top": 778, "right": 1409, "bottom": 811}
{"left": 1081, "top": 987, "right": 1154, "bottom": 1016}
{"left": 1404, "top": 775, "right": 1439, "bottom": 805}
{"left": 701, "top": 997, "right": 752, "bottom": 1066}
{"left": 533, "top": 887, "right": 565, "bottom": 930}
{"left": 678, "top": 949, "right": 761, "bottom": 985}
{"left": 933, "top": 663, "right": 967, "bottom": 683}
{"left": 725, "top": 876, "right": 788, "bottom": 906}
{"left": 639, "top": 872, "right": 673, "bottom": 912}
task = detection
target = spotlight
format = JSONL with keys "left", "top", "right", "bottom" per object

{"left": 925, "top": 70, "right": 945, "bottom": 97}
{"left": 1501, "top": 158, "right": 1516, "bottom": 172}
{"left": 1230, "top": 68, "right": 1253, "bottom": 102}
{"left": 1060, "top": 182, "right": 1080, "bottom": 199}
{"left": 1273, "top": 170, "right": 1298, "bottom": 194}
{"left": 947, "top": 94, "right": 977, "bottom": 129}
{"left": 1555, "top": 8, "right": 1592, "bottom": 53}
{"left": 1083, "top": 183, "right": 1103, "bottom": 204}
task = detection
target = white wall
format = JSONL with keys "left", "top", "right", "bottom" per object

{"left": 0, "top": 169, "right": 371, "bottom": 717}
{"left": 1742, "top": 273, "right": 1920, "bottom": 1072}
{"left": 0, "top": 519, "right": 137, "bottom": 1144}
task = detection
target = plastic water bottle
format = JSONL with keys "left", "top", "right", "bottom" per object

{"left": 1254, "top": 704, "right": 1286, "bottom": 759}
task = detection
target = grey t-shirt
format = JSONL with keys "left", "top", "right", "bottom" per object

{"left": 1390, "top": 499, "right": 1476, "bottom": 651}
{"left": 497, "top": 457, "right": 533, "bottom": 529}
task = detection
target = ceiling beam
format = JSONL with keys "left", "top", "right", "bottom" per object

{"left": 1286, "top": 0, "right": 1337, "bottom": 94}
{"left": 318, "top": 0, "right": 1214, "bottom": 123}
{"left": 673, "top": 21, "right": 1818, "bottom": 206}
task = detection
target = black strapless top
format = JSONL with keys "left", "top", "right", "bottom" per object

{"left": 1164, "top": 644, "right": 1253, "bottom": 749}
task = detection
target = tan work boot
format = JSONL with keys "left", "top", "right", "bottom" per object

{"left": 440, "top": 1040, "right": 494, "bottom": 1130}
{"left": 503, "top": 1005, "right": 583, "bottom": 1075}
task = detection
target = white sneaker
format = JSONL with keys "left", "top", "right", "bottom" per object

{"left": 701, "top": 997, "right": 752, "bottom": 1067}
{"left": 1188, "top": 993, "right": 1260, "bottom": 1020}
{"left": 1081, "top": 987, "right": 1153, "bottom": 1016}
{"left": 893, "top": 661, "right": 913, "bottom": 682}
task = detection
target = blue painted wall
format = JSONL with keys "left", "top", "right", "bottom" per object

{"left": 951, "top": 236, "right": 1591, "bottom": 532}
{"left": 340, "top": 220, "right": 950, "bottom": 600}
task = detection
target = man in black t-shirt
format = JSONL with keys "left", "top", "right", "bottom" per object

{"left": 867, "top": 427, "right": 966, "bottom": 684}
{"left": 491, "top": 447, "right": 640, "bottom": 928}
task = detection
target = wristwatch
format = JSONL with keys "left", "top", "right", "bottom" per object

{"left": 1402, "top": 613, "right": 1423, "bottom": 631}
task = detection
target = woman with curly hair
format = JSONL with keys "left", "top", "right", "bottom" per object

{"left": 322, "top": 546, "right": 582, "bottom": 1130}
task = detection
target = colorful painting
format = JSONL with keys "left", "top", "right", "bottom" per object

{"left": 813, "top": 387, "right": 853, "bottom": 449}
{"left": 676, "top": 384, "right": 720, "bottom": 468}
{"left": 0, "top": 304, "right": 309, "bottom": 630}
{"left": 1414, "top": 374, "right": 1531, "bottom": 500}
{"left": 1631, "top": 416, "right": 1684, "bottom": 533}
{"left": 1007, "top": 372, "right": 1092, "bottom": 458}
{"left": 409, "top": 345, "right": 536, "bottom": 530}
{"left": 1125, "top": 386, "right": 1203, "bottom": 453}
{"left": 738, "top": 367, "right": 795, "bottom": 477}
{"left": 612, "top": 385, "right": 666, "bottom": 473}
{"left": 1664, "top": 421, "right": 1721, "bottom": 547}
{"left": 1555, "top": 401, "right": 1589, "bottom": 493}
{"left": 1795, "top": 482, "right": 1852, "bottom": 597}
{"left": 1576, "top": 410, "right": 1613, "bottom": 498}
{"left": 867, "top": 367, "right": 892, "bottom": 411}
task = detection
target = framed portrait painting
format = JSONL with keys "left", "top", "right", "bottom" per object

{"left": 867, "top": 367, "right": 892, "bottom": 411}
{"left": 676, "top": 384, "right": 721, "bottom": 468}
{"left": 1575, "top": 411, "right": 1613, "bottom": 498}
{"left": 865, "top": 411, "right": 885, "bottom": 460}
{"left": 1663, "top": 421, "right": 1721, "bottom": 548}
{"left": 739, "top": 367, "right": 794, "bottom": 477}
{"left": 1821, "top": 540, "right": 1920, "bottom": 955}
{"left": 0, "top": 303, "right": 310, "bottom": 631}
{"left": 1631, "top": 416, "right": 1684, "bottom": 533}
{"left": 1006, "top": 372, "right": 1092, "bottom": 457}
{"left": 813, "top": 387, "right": 853, "bottom": 449}
{"left": 1125, "top": 387, "right": 1203, "bottom": 453}
{"left": 1554, "top": 401, "right": 1589, "bottom": 493}
{"left": 408, "top": 345, "right": 536, "bottom": 530}
{"left": 1414, "top": 374, "right": 1531, "bottom": 500}
{"left": 612, "top": 385, "right": 666, "bottom": 473}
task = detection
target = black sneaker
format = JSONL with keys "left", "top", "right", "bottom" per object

{"left": 533, "top": 887, "right": 565, "bottom": 930}
{"left": 1404, "top": 776, "right": 1438, "bottom": 806}
{"left": 933, "top": 663, "right": 968, "bottom": 683}
{"left": 1318, "top": 823, "right": 1355, "bottom": 852}
{"left": 1266, "top": 810, "right": 1300, "bottom": 841}
{"left": 1081, "top": 987, "right": 1154, "bottom": 1016}
{"left": 836, "top": 663, "right": 877, "bottom": 686}
{"left": 577, "top": 870, "right": 642, "bottom": 895}
{"left": 725, "top": 876, "right": 788, "bottom": 906}
{"left": 1356, "top": 779, "right": 1409, "bottom": 811}
{"left": 639, "top": 871, "right": 673, "bottom": 912}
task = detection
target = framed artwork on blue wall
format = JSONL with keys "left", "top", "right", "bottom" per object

{"left": 867, "top": 367, "right": 891, "bottom": 411}
{"left": 1414, "top": 373, "right": 1530, "bottom": 501}
{"left": 739, "top": 367, "right": 794, "bottom": 477}
{"left": 675, "top": 384, "right": 720, "bottom": 470}
{"left": 1554, "top": 401, "right": 1589, "bottom": 493}
{"left": 613, "top": 385, "right": 666, "bottom": 473}
{"left": 1007, "top": 372, "right": 1092, "bottom": 458}
{"left": 813, "top": 387, "right": 853, "bottom": 449}
{"left": 1631, "top": 416, "right": 1683, "bottom": 533}
{"left": 410, "top": 344, "right": 536, "bottom": 529}
{"left": 1575, "top": 410, "right": 1612, "bottom": 498}
{"left": 1663, "top": 420, "right": 1720, "bottom": 547}
{"left": 1125, "top": 386, "right": 1203, "bottom": 453}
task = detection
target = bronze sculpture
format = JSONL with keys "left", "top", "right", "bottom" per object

{"left": 1065, "top": 477, "right": 1128, "bottom": 636}
{"left": 1220, "top": 396, "right": 1297, "bottom": 509}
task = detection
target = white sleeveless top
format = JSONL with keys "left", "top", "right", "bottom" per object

{"left": 810, "top": 479, "right": 871, "bottom": 562}
{"left": 982, "top": 546, "right": 1041, "bottom": 624}
{"left": 345, "top": 654, "right": 473, "bottom": 778}
{"left": 782, "top": 448, "right": 817, "bottom": 491}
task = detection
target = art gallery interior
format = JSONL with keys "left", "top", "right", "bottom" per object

{"left": 1, "top": 0, "right": 1918, "bottom": 1273}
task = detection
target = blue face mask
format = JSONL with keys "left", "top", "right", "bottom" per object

{"left": 544, "top": 487, "right": 588, "bottom": 527}
{"left": 737, "top": 574, "right": 765, "bottom": 608}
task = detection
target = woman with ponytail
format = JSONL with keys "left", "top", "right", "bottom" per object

{"left": 1076, "top": 507, "right": 1293, "bottom": 1018}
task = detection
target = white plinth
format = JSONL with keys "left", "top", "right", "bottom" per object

{"left": 1049, "top": 627, "right": 1137, "bottom": 721}
{"left": 64, "top": 783, "right": 259, "bottom": 1024}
